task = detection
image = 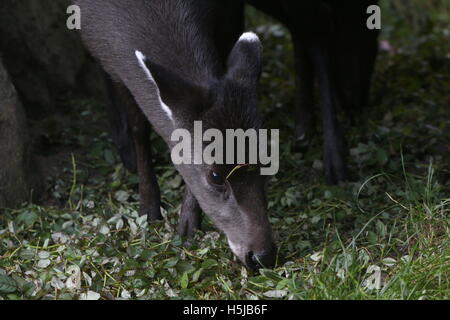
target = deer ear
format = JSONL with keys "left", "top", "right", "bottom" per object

{"left": 135, "top": 50, "right": 205, "bottom": 120}
{"left": 135, "top": 50, "right": 174, "bottom": 123}
{"left": 225, "top": 32, "right": 262, "bottom": 87}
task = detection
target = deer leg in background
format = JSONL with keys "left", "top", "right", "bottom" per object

{"left": 291, "top": 34, "right": 316, "bottom": 141}
{"left": 311, "top": 46, "right": 348, "bottom": 184}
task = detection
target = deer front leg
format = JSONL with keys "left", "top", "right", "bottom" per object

{"left": 177, "top": 187, "right": 202, "bottom": 239}
{"left": 105, "top": 79, "right": 163, "bottom": 220}
{"left": 126, "top": 95, "right": 162, "bottom": 221}
{"left": 132, "top": 115, "right": 162, "bottom": 221}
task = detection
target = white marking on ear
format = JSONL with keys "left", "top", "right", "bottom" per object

{"left": 238, "top": 32, "right": 260, "bottom": 43}
{"left": 135, "top": 50, "right": 174, "bottom": 122}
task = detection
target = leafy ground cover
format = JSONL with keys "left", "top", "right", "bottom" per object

{"left": 0, "top": 3, "right": 449, "bottom": 300}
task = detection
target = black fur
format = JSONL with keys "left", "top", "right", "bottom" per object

{"left": 247, "top": 0, "right": 380, "bottom": 184}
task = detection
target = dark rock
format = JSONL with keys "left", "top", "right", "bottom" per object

{"left": 0, "top": 57, "right": 44, "bottom": 209}
{"left": 0, "top": 0, "right": 105, "bottom": 118}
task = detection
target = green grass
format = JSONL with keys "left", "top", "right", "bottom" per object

{"left": 0, "top": 3, "right": 449, "bottom": 300}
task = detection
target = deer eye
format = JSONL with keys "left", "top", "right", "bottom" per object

{"left": 207, "top": 170, "right": 225, "bottom": 186}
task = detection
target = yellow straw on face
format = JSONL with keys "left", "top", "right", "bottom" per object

{"left": 226, "top": 164, "right": 250, "bottom": 180}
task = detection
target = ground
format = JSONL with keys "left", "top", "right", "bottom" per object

{"left": 0, "top": 3, "right": 449, "bottom": 300}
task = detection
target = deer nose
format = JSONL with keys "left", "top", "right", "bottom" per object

{"left": 245, "top": 248, "right": 276, "bottom": 270}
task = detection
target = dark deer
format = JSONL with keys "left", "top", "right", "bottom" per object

{"left": 74, "top": 0, "right": 276, "bottom": 269}
{"left": 247, "top": 0, "right": 380, "bottom": 184}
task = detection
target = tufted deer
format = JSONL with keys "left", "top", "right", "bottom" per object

{"left": 74, "top": 0, "right": 276, "bottom": 269}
